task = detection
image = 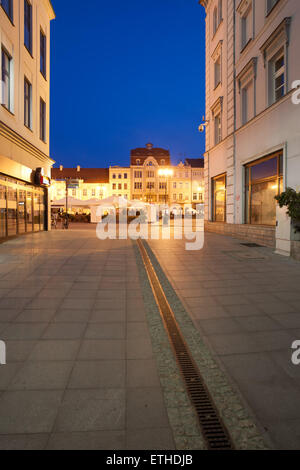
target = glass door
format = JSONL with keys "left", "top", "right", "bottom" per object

{"left": 7, "top": 184, "right": 17, "bottom": 237}
{"left": 18, "top": 189, "right": 26, "bottom": 234}
{"left": 26, "top": 191, "right": 33, "bottom": 232}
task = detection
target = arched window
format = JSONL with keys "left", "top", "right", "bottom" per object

{"left": 161, "top": 159, "right": 165, "bottom": 166}
{"left": 136, "top": 159, "right": 141, "bottom": 166}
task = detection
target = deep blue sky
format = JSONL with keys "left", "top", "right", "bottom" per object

{"left": 50, "top": 0, "right": 206, "bottom": 168}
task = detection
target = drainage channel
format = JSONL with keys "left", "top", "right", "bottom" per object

{"left": 137, "top": 238, "right": 234, "bottom": 451}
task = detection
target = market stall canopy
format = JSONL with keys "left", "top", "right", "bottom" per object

{"left": 51, "top": 197, "right": 106, "bottom": 207}
{"left": 91, "top": 196, "right": 129, "bottom": 207}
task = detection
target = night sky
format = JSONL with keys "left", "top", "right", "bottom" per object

{"left": 50, "top": 0, "right": 206, "bottom": 168}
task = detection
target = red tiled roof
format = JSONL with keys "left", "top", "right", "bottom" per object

{"left": 51, "top": 168, "right": 109, "bottom": 184}
{"left": 130, "top": 147, "right": 171, "bottom": 166}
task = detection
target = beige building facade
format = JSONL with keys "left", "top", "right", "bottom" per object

{"left": 200, "top": 0, "right": 300, "bottom": 254}
{"left": 0, "top": 0, "right": 55, "bottom": 240}
{"left": 51, "top": 144, "right": 204, "bottom": 212}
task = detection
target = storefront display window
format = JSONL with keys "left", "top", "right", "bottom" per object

{"left": 245, "top": 151, "right": 283, "bottom": 226}
{"left": 0, "top": 174, "right": 47, "bottom": 241}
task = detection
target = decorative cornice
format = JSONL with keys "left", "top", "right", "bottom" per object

{"left": 0, "top": 121, "right": 55, "bottom": 165}
{"left": 236, "top": 57, "right": 257, "bottom": 92}
{"left": 210, "top": 96, "right": 223, "bottom": 114}
{"left": 260, "top": 17, "right": 291, "bottom": 66}
{"left": 212, "top": 40, "right": 223, "bottom": 60}
{"left": 237, "top": 0, "right": 252, "bottom": 16}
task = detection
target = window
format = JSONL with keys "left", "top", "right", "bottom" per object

{"left": 214, "top": 56, "right": 221, "bottom": 88}
{"left": 112, "top": 174, "right": 116, "bottom": 179}
{"left": 136, "top": 159, "right": 141, "bottom": 166}
{"left": 213, "top": 1, "right": 222, "bottom": 36}
{"left": 213, "top": 8, "right": 218, "bottom": 35}
{"left": 245, "top": 152, "right": 283, "bottom": 226}
{"left": 72, "top": 189, "right": 76, "bottom": 197}
{"left": 24, "top": 0, "right": 32, "bottom": 54}
{"left": 118, "top": 184, "right": 122, "bottom": 190}
{"left": 134, "top": 182, "right": 142, "bottom": 190}
{"left": 173, "top": 182, "right": 177, "bottom": 189}
{"left": 241, "top": 7, "right": 252, "bottom": 50}
{"left": 242, "top": 86, "right": 248, "bottom": 125}
{"left": 124, "top": 184, "right": 128, "bottom": 190}
{"left": 112, "top": 183, "right": 116, "bottom": 190}
{"left": 40, "top": 30, "right": 46, "bottom": 78}
{"left": 92, "top": 189, "right": 96, "bottom": 197}
{"left": 159, "top": 182, "right": 167, "bottom": 190}
{"left": 193, "top": 193, "right": 197, "bottom": 201}
{"left": 134, "top": 171, "right": 142, "bottom": 178}
{"left": 161, "top": 160, "right": 165, "bottom": 165}
{"left": 118, "top": 174, "right": 122, "bottom": 179}
{"left": 83, "top": 189, "right": 87, "bottom": 197}
{"left": 1, "top": 48, "right": 11, "bottom": 111}
{"left": 147, "top": 182, "right": 154, "bottom": 190}
{"left": 212, "top": 174, "right": 226, "bottom": 222}
{"left": 218, "top": 0, "right": 222, "bottom": 23}
{"left": 271, "top": 49, "right": 285, "bottom": 103}
{"left": 214, "top": 113, "right": 221, "bottom": 145}
{"left": 266, "top": 0, "right": 280, "bottom": 15}
{"left": 173, "top": 194, "right": 177, "bottom": 201}
{"left": 147, "top": 171, "right": 154, "bottom": 178}
{"left": 124, "top": 173, "right": 127, "bottom": 179}
{"left": 40, "top": 98, "right": 46, "bottom": 142}
{"left": 24, "top": 77, "right": 32, "bottom": 129}
{"left": 1, "top": 0, "right": 13, "bottom": 21}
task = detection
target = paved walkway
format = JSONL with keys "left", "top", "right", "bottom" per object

{"left": 1, "top": 228, "right": 300, "bottom": 449}
{"left": 0, "top": 231, "right": 175, "bottom": 450}
{"left": 148, "top": 233, "right": 300, "bottom": 450}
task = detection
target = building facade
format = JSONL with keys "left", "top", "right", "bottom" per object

{"left": 51, "top": 144, "right": 205, "bottom": 211}
{"left": 200, "top": 0, "right": 300, "bottom": 254}
{"left": 0, "top": 0, "right": 55, "bottom": 241}
{"left": 50, "top": 167, "right": 110, "bottom": 205}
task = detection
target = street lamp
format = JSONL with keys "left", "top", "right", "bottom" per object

{"left": 158, "top": 169, "right": 174, "bottom": 204}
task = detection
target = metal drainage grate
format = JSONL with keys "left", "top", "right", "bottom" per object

{"left": 241, "top": 243, "right": 263, "bottom": 248}
{"left": 137, "top": 239, "right": 233, "bottom": 450}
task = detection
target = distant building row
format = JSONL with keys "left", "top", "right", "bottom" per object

{"left": 51, "top": 144, "right": 205, "bottom": 207}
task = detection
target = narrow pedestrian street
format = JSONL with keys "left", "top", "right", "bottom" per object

{"left": 0, "top": 229, "right": 299, "bottom": 449}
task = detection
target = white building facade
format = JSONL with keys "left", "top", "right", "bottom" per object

{"left": 200, "top": 0, "right": 300, "bottom": 255}
{"left": 0, "top": 0, "right": 55, "bottom": 241}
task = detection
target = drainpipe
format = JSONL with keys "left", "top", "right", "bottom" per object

{"left": 233, "top": 0, "right": 237, "bottom": 224}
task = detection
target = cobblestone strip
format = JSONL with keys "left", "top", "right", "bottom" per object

{"left": 133, "top": 242, "right": 206, "bottom": 450}
{"left": 142, "top": 240, "right": 269, "bottom": 450}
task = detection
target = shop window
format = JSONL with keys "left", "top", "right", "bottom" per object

{"left": 0, "top": 184, "right": 6, "bottom": 238}
{"left": 212, "top": 174, "right": 226, "bottom": 222}
{"left": 245, "top": 151, "right": 283, "bottom": 226}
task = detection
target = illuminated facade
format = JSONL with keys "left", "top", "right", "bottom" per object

{"left": 0, "top": 0, "right": 55, "bottom": 241}
{"left": 200, "top": 0, "right": 300, "bottom": 255}
{"left": 51, "top": 144, "right": 204, "bottom": 210}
